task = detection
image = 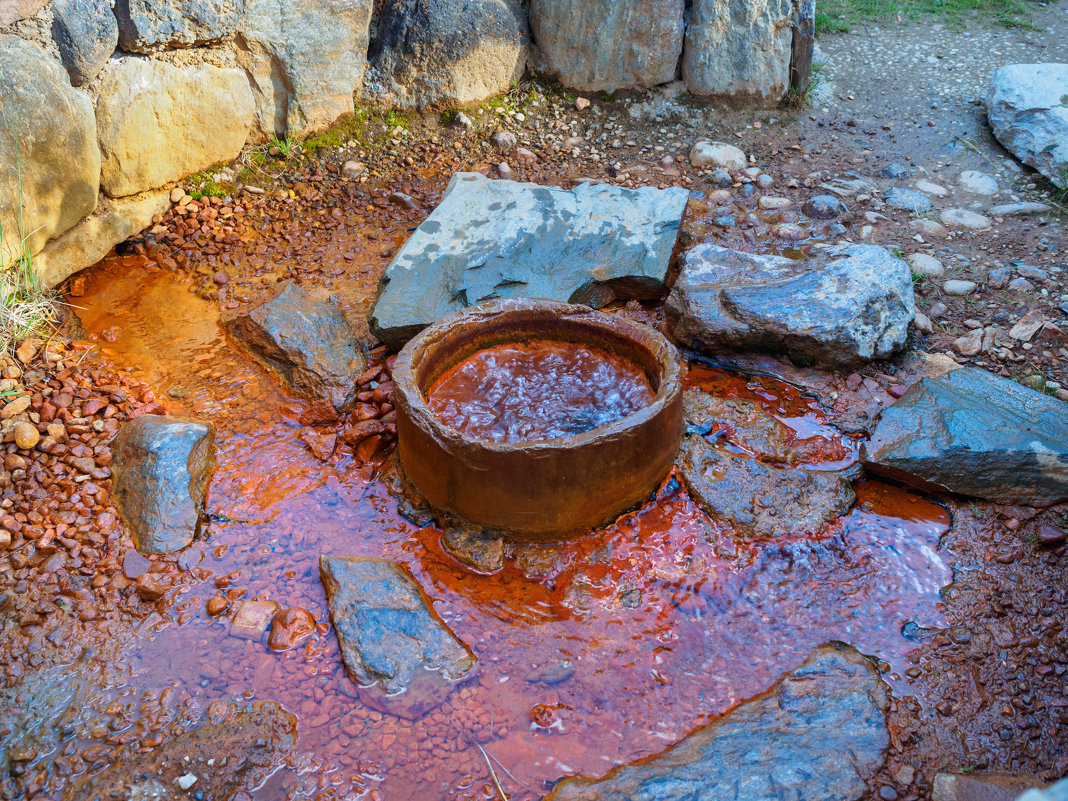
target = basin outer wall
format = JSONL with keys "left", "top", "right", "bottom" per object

{"left": 392, "top": 299, "right": 685, "bottom": 542}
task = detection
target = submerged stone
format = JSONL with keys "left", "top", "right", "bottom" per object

{"left": 111, "top": 414, "right": 215, "bottom": 555}
{"left": 320, "top": 555, "right": 477, "bottom": 719}
{"left": 546, "top": 643, "right": 888, "bottom": 801}
{"left": 71, "top": 701, "right": 297, "bottom": 801}
{"left": 223, "top": 280, "right": 366, "bottom": 413}
{"left": 677, "top": 435, "right": 855, "bottom": 537}
{"left": 368, "top": 172, "right": 689, "bottom": 349}
{"left": 862, "top": 367, "right": 1068, "bottom": 505}
{"left": 665, "top": 243, "right": 914, "bottom": 367}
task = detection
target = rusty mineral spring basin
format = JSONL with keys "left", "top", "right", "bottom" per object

{"left": 393, "top": 299, "right": 685, "bottom": 540}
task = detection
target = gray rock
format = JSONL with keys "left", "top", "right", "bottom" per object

{"left": 50, "top": 0, "right": 117, "bottom": 85}
{"left": 988, "top": 202, "right": 1052, "bottom": 217}
{"left": 0, "top": 36, "right": 99, "bottom": 272}
{"left": 369, "top": 172, "right": 690, "bottom": 349}
{"left": 1016, "top": 264, "right": 1049, "bottom": 281}
{"left": 987, "top": 266, "right": 1011, "bottom": 288}
{"left": 222, "top": 280, "right": 365, "bottom": 413}
{"left": 530, "top": 0, "right": 683, "bottom": 92}
{"left": 884, "top": 186, "right": 933, "bottom": 213}
{"left": 1008, "top": 277, "right": 1035, "bottom": 292}
{"left": 320, "top": 555, "right": 477, "bottom": 719}
{"left": 113, "top": 0, "right": 242, "bottom": 51}
{"left": 0, "top": 0, "right": 47, "bottom": 26}
{"left": 958, "top": 170, "right": 999, "bottom": 196}
{"left": 683, "top": 0, "right": 802, "bottom": 102}
{"left": 907, "top": 253, "right": 944, "bottom": 277}
{"left": 678, "top": 435, "right": 855, "bottom": 536}
{"left": 665, "top": 243, "right": 915, "bottom": 367}
{"left": 491, "top": 130, "right": 517, "bottom": 152}
{"left": 546, "top": 643, "right": 888, "bottom": 801}
{"left": 986, "top": 63, "right": 1068, "bottom": 189}
{"left": 940, "top": 208, "right": 991, "bottom": 229}
{"left": 802, "top": 194, "right": 846, "bottom": 219}
{"left": 367, "top": 0, "right": 527, "bottom": 109}
{"left": 111, "top": 415, "right": 216, "bottom": 555}
{"left": 862, "top": 367, "right": 1068, "bottom": 505}
{"left": 943, "top": 279, "right": 977, "bottom": 296}
{"left": 1018, "top": 778, "right": 1068, "bottom": 801}
{"left": 708, "top": 167, "right": 733, "bottom": 187}
{"left": 690, "top": 141, "right": 746, "bottom": 170}
{"left": 237, "top": 0, "right": 372, "bottom": 139}
{"left": 881, "top": 163, "right": 910, "bottom": 179}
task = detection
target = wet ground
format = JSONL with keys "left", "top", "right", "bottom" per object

{"left": 3, "top": 12, "right": 1067, "bottom": 800}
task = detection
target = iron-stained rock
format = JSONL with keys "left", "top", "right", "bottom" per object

{"left": 529, "top": 0, "right": 683, "bottom": 92}
{"left": 665, "top": 243, "right": 914, "bottom": 367}
{"left": 236, "top": 0, "right": 373, "bottom": 139}
{"left": 546, "top": 643, "right": 888, "bottom": 801}
{"left": 96, "top": 58, "right": 254, "bottom": 197}
{"left": 320, "top": 555, "right": 477, "bottom": 719}
{"left": 50, "top": 0, "right": 118, "bottom": 85}
{"left": 986, "top": 63, "right": 1068, "bottom": 189}
{"left": 111, "top": 415, "right": 215, "bottom": 554}
{"left": 369, "top": 172, "right": 689, "bottom": 349}
{"left": 862, "top": 367, "right": 1068, "bottom": 505}
{"left": 71, "top": 702, "right": 296, "bottom": 801}
{"left": 222, "top": 280, "right": 365, "bottom": 412}
{"left": 678, "top": 435, "right": 854, "bottom": 536}
{"left": 366, "top": 0, "right": 528, "bottom": 109}
{"left": 113, "top": 0, "right": 242, "bottom": 52}
{"left": 0, "top": 36, "right": 99, "bottom": 272}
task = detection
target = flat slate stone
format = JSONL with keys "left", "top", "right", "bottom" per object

{"left": 678, "top": 435, "right": 855, "bottom": 537}
{"left": 368, "top": 172, "right": 689, "bottom": 349}
{"left": 223, "top": 280, "right": 365, "bottom": 413}
{"left": 862, "top": 367, "right": 1068, "bottom": 505}
{"left": 111, "top": 414, "right": 215, "bottom": 554}
{"left": 885, "top": 186, "right": 934, "bottom": 213}
{"left": 320, "top": 555, "right": 477, "bottom": 719}
{"left": 665, "top": 242, "right": 915, "bottom": 367}
{"left": 546, "top": 643, "right": 888, "bottom": 801}
{"left": 986, "top": 63, "right": 1068, "bottom": 190}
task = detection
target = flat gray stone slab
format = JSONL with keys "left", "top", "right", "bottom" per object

{"left": 665, "top": 242, "right": 915, "bottom": 367}
{"left": 320, "top": 555, "right": 476, "bottom": 719}
{"left": 986, "top": 63, "right": 1068, "bottom": 190}
{"left": 369, "top": 172, "right": 690, "bottom": 349}
{"left": 546, "top": 643, "right": 888, "bottom": 801}
{"left": 863, "top": 367, "right": 1068, "bottom": 505}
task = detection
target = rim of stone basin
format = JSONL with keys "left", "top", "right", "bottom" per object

{"left": 392, "top": 298, "right": 685, "bottom": 541}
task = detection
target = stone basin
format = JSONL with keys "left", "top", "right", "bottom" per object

{"left": 392, "top": 299, "right": 684, "bottom": 541}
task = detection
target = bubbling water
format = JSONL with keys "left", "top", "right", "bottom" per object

{"left": 425, "top": 339, "right": 656, "bottom": 443}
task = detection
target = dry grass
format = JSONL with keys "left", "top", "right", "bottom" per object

{"left": 0, "top": 135, "right": 56, "bottom": 355}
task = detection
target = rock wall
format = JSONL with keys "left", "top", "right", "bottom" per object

{"left": 0, "top": 0, "right": 812, "bottom": 287}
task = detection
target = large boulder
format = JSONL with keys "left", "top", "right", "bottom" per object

{"left": 111, "top": 414, "right": 216, "bottom": 554}
{"left": 222, "top": 280, "right": 366, "bottom": 413}
{"left": 34, "top": 190, "right": 171, "bottom": 288}
{"left": 528, "top": 0, "right": 683, "bottom": 92}
{"left": 113, "top": 0, "right": 243, "bottom": 52}
{"left": 0, "top": 0, "right": 47, "bottom": 25}
{"left": 96, "top": 58, "right": 254, "bottom": 197}
{"left": 320, "top": 555, "right": 477, "bottom": 719}
{"left": 366, "top": 0, "right": 528, "bottom": 109}
{"left": 862, "top": 367, "right": 1068, "bottom": 505}
{"left": 683, "top": 0, "right": 803, "bottom": 102}
{"left": 678, "top": 434, "right": 855, "bottom": 537}
{"left": 236, "top": 0, "right": 372, "bottom": 140}
{"left": 546, "top": 643, "right": 888, "bottom": 801}
{"left": 665, "top": 243, "right": 915, "bottom": 367}
{"left": 369, "top": 172, "right": 690, "bottom": 349}
{"left": 50, "top": 0, "right": 118, "bottom": 86}
{"left": 70, "top": 702, "right": 297, "bottom": 801}
{"left": 986, "top": 64, "right": 1068, "bottom": 189}
{"left": 0, "top": 36, "right": 99, "bottom": 272}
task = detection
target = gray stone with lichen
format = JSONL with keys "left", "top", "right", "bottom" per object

{"left": 369, "top": 172, "right": 689, "bottom": 349}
